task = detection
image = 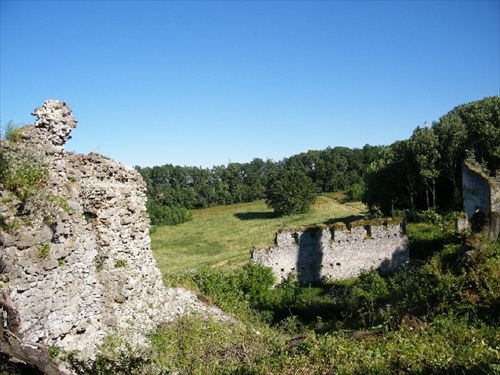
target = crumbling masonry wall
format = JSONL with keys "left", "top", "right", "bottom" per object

{"left": 0, "top": 100, "right": 225, "bottom": 360}
{"left": 251, "top": 220, "right": 409, "bottom": 285}
{"left": 462, "top": 163, "right": 500, "bottom": 241}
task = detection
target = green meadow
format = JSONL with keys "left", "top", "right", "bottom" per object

{"left": 150, "top": 193, "right": 366, "bottom": 277}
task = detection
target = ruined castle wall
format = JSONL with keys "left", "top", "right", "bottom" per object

{"left": 251, "top": 221, "right": 409, "bottom": 284}
{"left": 0, "top": 100, "right": 225, "bottom": 359}
{"left": 462, "top": 163, "right": 500, "bottom": 241}
{"left": 462, "top": 164, "right": 493, "bottom": 219}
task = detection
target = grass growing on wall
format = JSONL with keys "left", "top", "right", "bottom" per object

{"left": 150, "top": 194, "right": 366, "bottom": 278}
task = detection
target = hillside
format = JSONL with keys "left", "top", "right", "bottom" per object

{"left": 1, "top": 100, "right": 498, "bottom": 374}
{"left": 150, "top": 194, "right": 366, "bottom": 278}
{"left": 145, "top": 202, "right": 499, "bottom": 374}
{"left": 0, "top": 101, "right": 228, "bottom": 374}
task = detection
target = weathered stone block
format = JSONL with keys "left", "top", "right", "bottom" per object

{"left": 252, "top": 220, "right": 409, "bottom": 284}
{"left": 1, "top": 100, "right": 228, "bottom": 362}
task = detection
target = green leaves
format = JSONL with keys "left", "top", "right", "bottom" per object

{"left": 265, "top": 168, "right": 316, "bottom": 216}
{"left": 365, "top": 96, "right": 500, "bottom": 214}
{"left": 0, "top": 147, "right": 48, "bottom": 203}
{"left": 146, "top": 201, "right": 192, "bottom": 226}
{"left": 410, "top": 125, "right": 440, "bottom": 181}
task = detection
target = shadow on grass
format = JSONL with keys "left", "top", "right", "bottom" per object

{"left": 234, "top": 212, "right": 278, "bottom": 220}
{"left": 407, "top": 223, "right": 462, "bottom": 261}
{"left": 322, "top": 215, "right": 365, "bottom": 226}
{"left": 409, "top": 237, "right": 445, "bottom": 260}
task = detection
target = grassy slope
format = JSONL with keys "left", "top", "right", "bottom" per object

{"left": 151, "top": 193, "right": 366, "bottom": 277}
{"left": 71, "top": 199, "right": 499, "bottom": 374}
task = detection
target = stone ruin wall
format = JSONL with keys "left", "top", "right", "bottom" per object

{"left": 462, "top": 163, "right": 500, "bottom": 241}
{"left": 0, "top": 100, "right": 224, "bottom": 359}
{"left": 251, "top": 220, "right": 409, "bottom": 285}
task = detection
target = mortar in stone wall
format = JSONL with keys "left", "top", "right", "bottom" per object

{"left": 251, "top": 220, "right": 409, "bottom": 285}
{"left": 0, "top": 100, "right": 226, "bottom": 361}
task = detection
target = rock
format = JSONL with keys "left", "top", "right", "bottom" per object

{"left": 1, "top": 100, "right": 228, "bottom": 363}
{"left": 16, "top": 226, "right": 53, "bottom": 249}
{"left": 284, "top": 333, "right": 316, "bottom": 351}
{"left": 352, "top": 328, "right": 383, "bottom": 340}
{"left": 399, "top": 314, "right": 425, "bottom": 332}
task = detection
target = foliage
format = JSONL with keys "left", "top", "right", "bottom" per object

{"left": 136, "top": 146, "right": 380, "bottom": 213}
{"left": 433, "top": 112, "right": 468, "bottom": 208}
{"left": 346, "top": 182, "right": 365, "bottom": 201}
{"left": 192, "top": 263, "right": 276, "bottom": 318}
{"left": 1, "top": 120, "right": 23, "bottom": 142}
{"left": 114, "top": 259, "right": 127, "bottom": 268}
{"left": 64, "top": 346, "right": 162, "bottom": 375}
{"left": 64, "top": 208, "right": 500, "bottom": 374}
{"left": 393, "top": 209, "right": 444, "bottom": 226}
{"left": 364, "top": 140, "right": 419, "bottom": 214}
{"left": 146, "top": 201, "right": 192, "bottom": 226}
{"left": 73, "top": 313, "right": 499, "bottom": 374}
{"left": 0, "top": 147, "right": 48, "bottom": 203}
{"left": 136, "top": 158, "right": 279, "bottom": 211}
{"left": 410, "top": 125, "right": 440, "bottom": 210}
{"left": 37, "top": 242, "right": 51, "bottom": 259}
{"left": 365, "top": 96, "right": 500, "bottom": 215}
{"left": 452, "top": 96, "right": 500, "bottom": 173}
{"left": 265, "top": 168, "right": 316, "bottom": 216}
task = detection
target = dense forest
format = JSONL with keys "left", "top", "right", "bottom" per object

{"left": 137, "top": 96, "right": 500, "bottom": 224}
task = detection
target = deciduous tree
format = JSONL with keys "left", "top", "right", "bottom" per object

{"left": 265, "top": 168, "right": 316, "bottom": 216}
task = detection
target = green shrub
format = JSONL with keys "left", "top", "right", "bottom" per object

{"left": 408, "top": 222, "right": 448, "bottom": 260}
{"left": 1, "top": 120, "right": 23, "bottom": 143}
{"left": 191, "top": 263, "right": 277, "bottom": 318}
{"left": 146, "top": 201, "right": 192, "bottom": 226}
{"left": 0, "top": 149, "right": 48, "bottom": 202}
{"left": 403, "top": 209, "right": 444, "bottom": 224}
{"left": 346, "top": 182, "right": 365, "bottom": 202}
{"left": 65, "top": 346, "right": 160, "bottom": 375}
{"left": 37, "top": 242, "right": 51, "bottom": 259}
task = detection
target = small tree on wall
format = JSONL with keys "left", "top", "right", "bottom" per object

{"left": 265, "top": 168, "right": 316, "bottom": 216}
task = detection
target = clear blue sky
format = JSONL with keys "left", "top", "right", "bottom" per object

{"left": 1, "top": 1, "right": 499, "bottom": 168}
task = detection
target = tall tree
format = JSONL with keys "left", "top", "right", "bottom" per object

{"left": 410, "top": 126, "right": 440, "bottom": 210}
{"left": 243, "top": 158, "right": 268, "bottom": 201}
{"left": 451, "top": 96, "right": 500, "bottom": 173}
{"left": 432, "top": 113, "right": 468, "bottom": 209}
{"left": 265, "top": 168, "right": 316, "bottom": 216}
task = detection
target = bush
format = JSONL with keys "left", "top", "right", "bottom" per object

{"left": 191, "top": 263, "right": 276, "bottom": 318}
{"left": 64, "top": 235, "right": 500, "bottom": 375}
{"left": 346, "top": 182, "right": 365, "bottom": 202}
{"left": 0, "top": 146, "right": 48, "bottom": 203}
{"left": 146, "top": 201, "right": 192, "bottom": 226}
{"left": 395, "top": 209, "right": 444, "bottom": 225}
{"left": 1, "top": 120, "right": 22, "bottom": 143}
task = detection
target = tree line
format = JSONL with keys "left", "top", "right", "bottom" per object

{"left": 364, "top": 96, "right": 499, "bottom": 215}
{"left": 136, "top": 146, "right": 381, "bottom": 224}
{"left": 136, "top": 96, "right": 499, "bottom": 224}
